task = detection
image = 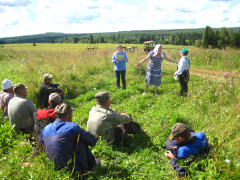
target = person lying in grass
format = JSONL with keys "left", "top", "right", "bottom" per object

{"left": 165, "top": 122, "right": 210, "bottom": 177}
{"left": 87, "top": 91, "right": 147, "bottom": 143}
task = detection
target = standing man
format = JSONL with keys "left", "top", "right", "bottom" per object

{"left": 8, "top": 83, "right": 38, "bottom": 133}
{"left": 87, "top": 91, "right": 147, "bottom": 143}
{"left": 0, "top": 79, "right": 14, "bottom": 118}
{"left": 39, "top": 103, "right": 99, "bottom": 173}
{"left": 38, "top": 73, "right": 64, "bottom": 108}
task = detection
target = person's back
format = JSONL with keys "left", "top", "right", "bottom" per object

{"left": 8, "top": 94, "right": 37, "bottom": 131}
{"left": 177, "top": 132, "right": 208, "bottom": 159}
{"left": 40, "top": 103, "right": 97, "bottom": 173}
{"left": 88, "top": 104, "right": 125, "bottom": 141}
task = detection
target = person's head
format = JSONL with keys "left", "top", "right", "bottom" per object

{"left": 169, "top": 122, "right": 191, "bottom": 143}
{"left": 116, "top": 44, "right": 123, "bottom": 52}
{"left": 179, "top": 48, "right": 188, "bottom": 56}
{"left": 153, "top": 44, "right": 162, "bottom": 57}
{"left": 43, "top": 74, "right": 53, "bottom": 85}
{"left": 95, "top": 91, "right": 111, "bottom": 108}
{"left": 13, "top": 83, "right": 27, "bottom": 98}
{"left": 48, "top": 93, "right": 62, "bottom": 107}
{"left": 54, "top": 103, "right": 75, "bottom": 122}
{"left": 2, "top": 79, "right": 14, "bottom": 94}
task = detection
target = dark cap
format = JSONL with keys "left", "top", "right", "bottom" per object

{"left": 13, "top": 83, "right": 27, "bottom": 93}
{"left": 95, "top": 91, "right": 110, "bottom": 101}
{"left": 54, "top": 103, "right": 75, "bottom": 118}
{"left": 169, "top": 122, "right": 190, "bottom": 140}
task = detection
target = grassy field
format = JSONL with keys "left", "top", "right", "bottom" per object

{"left": 0, "top": 43, "right": 240, "bottom": 179}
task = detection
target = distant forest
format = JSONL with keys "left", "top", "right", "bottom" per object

{"left": 0, "top": 26, "right": 240, "bottom": 48}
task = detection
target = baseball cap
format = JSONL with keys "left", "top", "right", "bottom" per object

{"left": 169, "top": 122, "right": 190, "bottom": 140}
{"left": 43, "top": 74, "right": 53, "bottom": 79}
{"left": 179, "top": 48, "right": 189, "bottom": 54}
{"left": 49, "top": 93, "right": 62, "bottom": 104}
{"left": 2, "top": 79, "right": 14, "bottom": 90}
{"left": 95, "top": 91, "right": 111, "bottom": 101}
{"left": 13, "top": 83, "right": 27, "bottom": 93}
{"left": 54, "top": 103, "right": 75, "bottom": 118}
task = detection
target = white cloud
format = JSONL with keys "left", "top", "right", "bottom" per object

{"left": 0, "top": 0, "right": 239, "bottom": 38}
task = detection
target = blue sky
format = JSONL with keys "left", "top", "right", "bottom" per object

{"left": 0, "top": 0, "right": 240, "bottom": 38}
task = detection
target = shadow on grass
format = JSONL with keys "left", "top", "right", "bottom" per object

{"left": 110, "top": 133, "right": 155, "bottom": 154}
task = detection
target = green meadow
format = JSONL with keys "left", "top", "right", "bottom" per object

{"left": 0, "top": 43, "right": 240, "bottom": 179}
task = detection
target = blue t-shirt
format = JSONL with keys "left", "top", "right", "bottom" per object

{"left": 111, "top": 51, "right": 128, "bottom": 71}
{"left": 177, "top": 132, "right": 208, "bottom": 159}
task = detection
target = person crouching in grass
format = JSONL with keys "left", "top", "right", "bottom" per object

{"left": 174, "top": 48, "right": 190, "bottom": 96}
{"left": 165, "top": 122, "right": 210, "bottom": 177}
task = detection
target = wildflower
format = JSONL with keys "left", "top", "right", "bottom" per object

{"left": 162, "top": 126, "right": 166, "bottom": 129}
{"left": 237, "top": 115, "right": 240, "bottom": 118}
{"left": 225, "top": 159, "right": 230, "bottom": 163}
{"left": 108, "top": 61, "right": 109, "bottom": 63}
{"left": 232, "top": 79, "right": 235, "bottom": 81}
{"left": 199, "top": 90, "right": 203, "bottom": 92}
{"left": 214, "top": 113, "right": 217, "bottom": 115}
{"left": 225, "top": 72, "right": 230, "bottom": 76}
{"left": 216, "top": 108, "right": 218, "bottom": 110}
{"left": 225, "top": 110, "right": 228, "bottom": 112}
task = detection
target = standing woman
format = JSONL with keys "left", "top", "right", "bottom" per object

{"left": 136, "top": 44, "right": 178, "bottom": 95}
{"left": 112, "top": 44, "right": 128, "bottom": 90}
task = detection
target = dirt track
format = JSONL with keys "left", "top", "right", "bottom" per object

{"left": 163, "top": 64, "right": 227, "bottom": 80}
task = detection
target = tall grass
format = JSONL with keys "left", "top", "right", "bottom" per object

{"left": 0, "top": 44, "right": 240, "bottom": 179}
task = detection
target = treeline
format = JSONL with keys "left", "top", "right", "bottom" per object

{"left": 202, "top": 26, "right": 240, "bottom": 48}
{"left": 0, "top": 27, "right": 239, "bottom": 48}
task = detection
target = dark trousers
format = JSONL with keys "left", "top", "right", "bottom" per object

{"left": 114, "top": 121, "right": 142, "bottom": 142}
{"left": 115, "top": 70, "right": 126, "bottom": 89}
{"left": 178, "top": 70, "right": 189, "bottom": 96}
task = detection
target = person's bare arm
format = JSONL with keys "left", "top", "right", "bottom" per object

{"left": 164, "top": 55, "right": 178, "bottom": 64}
{"left": 136, "top": 54, "right": 151, "bottom": 67}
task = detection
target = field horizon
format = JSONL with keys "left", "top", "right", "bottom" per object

{"left": 0, "top": 43, "right": 240, "bottom": 179}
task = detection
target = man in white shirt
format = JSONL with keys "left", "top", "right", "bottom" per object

{"left": 174, "top": 48, "right": 190, "bottom": 96}
{"left": 0, "top": 79, "right": 14, "bottom": 118}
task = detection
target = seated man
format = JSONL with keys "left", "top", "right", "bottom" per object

{"left": 38, "top": 73, "right": 64, "bottom": 108}
{"left": 165, "top": 122, "right": 209, "bottom": 177}
{"left": 39, "top": 103, "right": 98, "bottom": 173}
{"left": 8, "top": 83, "right": 38, "bottom": 133}
{"left": 0, "top": 79, "right": 14, "bottom": 118}
{"left": 34, "top": 93, "right": 62, "bottom": 141}
{"left": 87, "top": 91, "right": 146, "bottom": 143}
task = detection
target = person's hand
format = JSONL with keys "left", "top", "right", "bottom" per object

{"left": 175, "top": 61, "right": 178, "bottom": 64}
{"left": 115, "top": 59, "right": 118, "bottom": 62}
{"left": 165, "top": 151, "right": 175, "bottom": 159}
{"left": 136, "top": 63, "right": 141, "bottom": 67}
{"left": 172, "top": 146, "right": 177, "bottom": 150}
{"left": 122, "top": 58, "right": 125, "bottom": 61}
{"left": 120, "top": 113, "right": 128, "bottom": 116}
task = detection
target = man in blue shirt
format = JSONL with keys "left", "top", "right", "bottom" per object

{"left": 165, "top": 122, "right": 209, "bottom": 177}
{"left": 39, "top": 103, "right": 98, "bottom": 173}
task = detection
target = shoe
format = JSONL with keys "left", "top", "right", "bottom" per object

{"left": 117, "top": 87, "right": 120, "bottom": 89}
{"left": 142, "top": 92, "right": 146, "bottom": 95}
{"left": 155, "top": 94, "right": 158, "bottom": 96}
{"left": 139, "top": 129, "right": 148, "bottom": 134}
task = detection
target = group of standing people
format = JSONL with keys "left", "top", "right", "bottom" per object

{"left": 0, "top": 45, "right": 208, "bottom": 178}
{"left": 112, "top": 44, "right": 190, "bottom": 96}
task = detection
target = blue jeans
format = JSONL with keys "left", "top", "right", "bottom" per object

{"left": 115, "top": 70, "right": 126, "bottom": 89}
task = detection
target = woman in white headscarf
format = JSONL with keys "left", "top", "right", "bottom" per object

{"left": 136, "top": 44, "right": 178, "bottom": 96}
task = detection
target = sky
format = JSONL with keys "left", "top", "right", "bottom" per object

{"left": 0, "top": 0, "right": 240, "bottom": 38}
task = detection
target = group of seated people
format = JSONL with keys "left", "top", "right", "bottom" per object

{"left": 0, "top": 74, "right": 210, "bottom": 177}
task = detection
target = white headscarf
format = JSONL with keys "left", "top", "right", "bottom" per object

{"left": 153, "top": 44, "right": 162, "bottom": 57}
